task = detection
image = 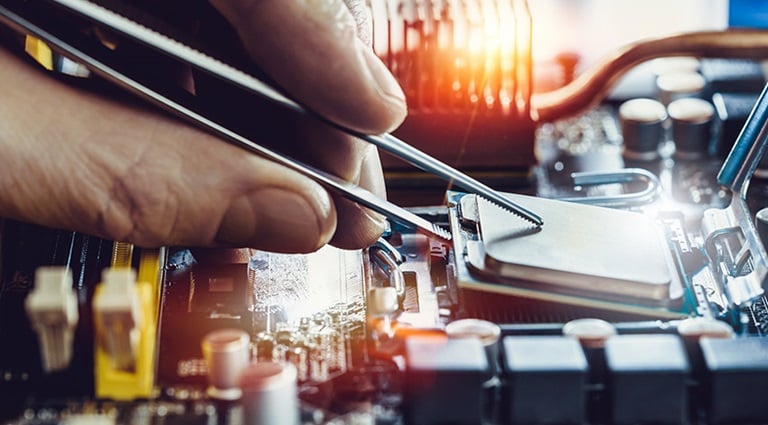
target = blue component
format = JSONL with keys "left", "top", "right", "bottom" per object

{"left": 729, "top": 0, "right": 768, "bottom": 28}
{"left": 717, "top": 83, "right": 768, "bottom": 191}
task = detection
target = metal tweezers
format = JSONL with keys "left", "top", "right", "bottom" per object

{"left": 0, "top": 0, "right": 543, "bottom": 242}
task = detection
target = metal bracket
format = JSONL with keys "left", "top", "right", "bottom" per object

{"left": 557, "top": 168, "right": 661, "bottom": 208}
{"left": 701, "top": 83, "right": 768, "bottom": 307}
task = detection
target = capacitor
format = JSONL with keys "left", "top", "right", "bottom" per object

{"left": 756, "top": 207, "right": 768, "bottom": 248}
{"left": 562, "top": 318, "right": 616, "bottom": 383}
{"left": 677, "top": 317, "right": 734, "bottom": 341}
{"left": 700, "top": 337, "right": 768, "bottom": 424}
{"left": 605, "top": 335, "right": 690, "bottom": 424}
{"left": 445, "top": 319, "right": 501, "bottom": 374}
{"left": 403, "top": 336, "right": 490, "bottom": 425}
{"left": 676, "top": 317, "right": 733, "bottom": 377}
{"left": 562, "top": 318, "right": 617, "bottom": 349}
{"left": 656, "top": 71, "right": 705, "bottom": 106}
{"left": 502, "top": 336, "right": 588, "bottom": 424}
{"left": 650, "top": 57, "right": 700, "bottom": 76}
{"left": 668, "top": 98, "right": 714, "bottom": 159}
{"left": 201, "top": 328, "right": 251, "bottom": 400}
{"left": 239, "top": 362, "right": 299, "bottom": 425}
{"left": 619, "top": 98, "right": 667, "bottom": 160}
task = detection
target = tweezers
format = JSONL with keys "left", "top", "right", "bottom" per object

{"left": 0, "top": 0, "right": 543, "bottom": 241}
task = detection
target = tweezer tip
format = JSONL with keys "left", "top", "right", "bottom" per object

{"left": 432, "top": 224, "right": 452, "bottom": 241}
{"left": 483, "top": 197, "right": 543, "bottom": 227}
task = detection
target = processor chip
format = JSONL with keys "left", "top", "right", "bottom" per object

{"left": 460, "top": 194, "right": 679, "bottom": 303}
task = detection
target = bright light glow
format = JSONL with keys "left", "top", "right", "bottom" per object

{"left": 370, "top": 0, "right": 533, "bottom": 113}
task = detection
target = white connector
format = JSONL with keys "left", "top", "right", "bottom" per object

{"left": 25, "top": 267, "right": 79, "bottom": 372}
{"left": 93, "top": 268, "right": 142, "bottom": 372}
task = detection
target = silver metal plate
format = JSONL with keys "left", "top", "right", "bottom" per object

{"left": 465, "top": 194, "right": 675, "bottom": 301}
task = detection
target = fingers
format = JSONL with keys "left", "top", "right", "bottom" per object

{"left": 209, "top": 0, "right": 407, "bottom": 134}
{"left": 328, "top": 145, "right": 387, "bottom": 249}
{"left": 0, "top": 47, "right": 336, "bottom": 253}
{"left": 209, "top": 0, "right": 404, "bottom": 248}
{"left": 288, "top": 117, "right": 388, "bottom": 248}
{"left": 0, "top": 0, "right": 406, "bottom": 252}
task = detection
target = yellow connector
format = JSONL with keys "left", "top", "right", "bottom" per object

{"left": 94, "top": 245, "right": 163, "bottom": 400}
{"left": 24, "top": 35, "right": 53, "bottom": 71}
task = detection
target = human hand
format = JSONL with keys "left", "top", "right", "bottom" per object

{"left": 0, "top": 0, "right": 406, "bottom": 252}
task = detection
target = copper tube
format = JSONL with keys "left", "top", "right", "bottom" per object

{"left": 532, "top": 29, "right": 768, "bottom": 123}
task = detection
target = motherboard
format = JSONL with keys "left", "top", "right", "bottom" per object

{"left": 2, "top": 90, "right": 768, "bottom": 423}
{"left": 1, "top": 0, "right": 768, "bottom": 424}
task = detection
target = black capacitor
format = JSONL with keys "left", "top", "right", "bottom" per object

{"left": 446, "top": 319, "right": 501, "bottom": 375}
{"left": 668, "top": 98, "right": 714, "bottom": 159}
{"left": 501, "top": 336, "right": 588, "bottom": 425}
{"left": 700, "top": 59, "right": 766, "bottom": 96}
{"left": 756, "top": 207, "right": 768, "bottom": 248}
{"left": 605, "top": 335, "right": 690, "bottom": 425}
{"left": 403, "top": 335, "right": 491, "bottom": 425}
{"left": 700, "top": 337, "right": 768, "bottom": 424}
{"left": 676, "top": 317, "right": 733, "bottom": 379}
{"left": 619, "top": 98, "right": 667, "bottom": 160}
{"left": 563, "top": 318, "right": 617, "bottom": 384}
{"left": 711, "top": 92, "right": 760, "bottom": 158}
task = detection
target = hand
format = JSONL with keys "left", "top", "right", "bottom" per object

{"left": 0, "top": 0, "right": 406, "bottom": 252}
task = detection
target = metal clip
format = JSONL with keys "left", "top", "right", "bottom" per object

{"left": 700, "top": 82, "right": 768, "bottom": 308}
{"left": 370, "top": 239, "right": 406, "bottom": 305}
{"left": 557, "top": 168, "right": 661, "bottom": 208}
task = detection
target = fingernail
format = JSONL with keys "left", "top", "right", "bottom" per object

{"left": 359, "top": 43, "right": 407, "bottom": 110}
{"left": 216, "top": 188, "right": 334, "bottom": 252}
{"left": 358, "top": 145, "right": 387, "bottom": 239}
{"left": 362, "top": 207, "right": 387, "bottom": 235}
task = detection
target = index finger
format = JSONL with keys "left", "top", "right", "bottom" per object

{"left": 209, "top": 0, "right": 407, "bottom": 134}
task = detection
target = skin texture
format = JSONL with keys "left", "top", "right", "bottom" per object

{"left": 0, "top": 0, "right": 406, "bottom": 253}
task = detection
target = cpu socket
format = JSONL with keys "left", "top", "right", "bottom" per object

{"left": 448, "top": 192, "right": 688, "bottom": 318}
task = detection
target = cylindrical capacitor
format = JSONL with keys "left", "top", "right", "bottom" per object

{"left": 562, "top": 318, "right": 617, "bottom": 349}
{"left": 650, "top": 57, "right": 700, "bottom": 76}
{"left": 676, "top": 317, "right": 733, "bottom": 376}
{"left": 619, "top": 98, "right": 667, "bottom": 160}
{"left": 668, "top": 98, "right": 714, "bottom": 159}
{"left": 201, "top": 328, "right": 251, "bottom": 400}
{"left": 656, "top": 71, "right": 705, "bottom": 106}
{"left": 563, "top": 318, "right": 617, "bottom": 383}
{"left": 756, "top": 208, "right": 768, "bottom": 248}
{"left": 239, "top": 362, "right": 299, "bottom": 425}
{"left": 677, "top": 317, "right": 734, "bottom": 341}
{"left": 446, "top": 318, "right": 501, "bottom": 375}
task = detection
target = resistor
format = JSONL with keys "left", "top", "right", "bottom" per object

{"left": 255, "top": 332, "right": 276, "bottom": 363}
{"left": 309, "top": 332, "right": 330, "bottom": 382}
{"left": 328, "top": 309, "right": 348, "bottom": 371}
{"left": 286, "top": 343, "right": 309, "bottom": 382}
